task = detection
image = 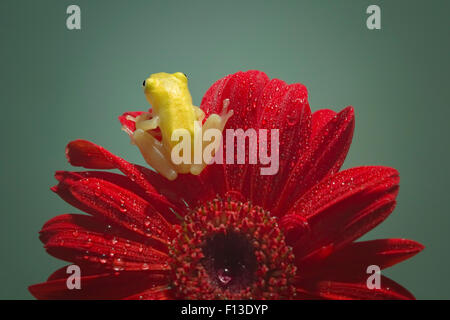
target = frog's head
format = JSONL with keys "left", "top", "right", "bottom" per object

{"left": 143, "top": 72, "right": 192, "bottom": 110}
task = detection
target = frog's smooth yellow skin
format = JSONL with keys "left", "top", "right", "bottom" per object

{"left": 128, "top": 72, "right": 233, "bottom": 180}
{"left": 143, "top": 72, "right": 197, "bottom": 150}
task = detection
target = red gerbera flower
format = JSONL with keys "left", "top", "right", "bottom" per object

{"left": 29, "top": 70, "right": 423, "bottom": 300}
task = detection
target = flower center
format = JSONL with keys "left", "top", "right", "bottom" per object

{"left": 202, "top": 231, "right": 257, "bottom": 291}
{"left": 168, "top": 197, "right": 297, "bottom": 299}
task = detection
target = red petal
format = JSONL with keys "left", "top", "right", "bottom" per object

{"left": 250, "top": 80, "right": 311, "bottom": 210}
{"left": 40, "top": 214, "right": 107, "bottom": 244}
{"left": 146, "top": 172, "right": 216, "bottom": 211}
{"left": 200, "top": 70, "right": 270, "bottom": 196}
{"left": 66, "top": 140, "right": 167, "bottom": 202}
{"left": 53, "top": 171, "right": 156, "bottom": 213}
{"left": 40, "top": 214, "right": 170, "bottom": 271}
{"left": 65, "top": 140, "right": 208, "bottom": 214}
{"left": 300, "top": 239, "right": 424, "bottom": 278}
{"left": 46, "top": 264, "right": 102, "bottom": 281}
{"left": 53, "top": 173, "right": 179, "bottom": 244}
{"left": 274, "top": 106, "right": 355, "bottom": 215}
{"left": 66, "top": 177, "right": 177, "bottom": 244}
{"left": 311, "top": 109, "right": 336, "bottom": 139}
{"left": 331, "top": 239, "right": 423, "bottom": 270}
{"left": 282, "top": 166, "right": 399, "bottom": 260}
{"left": 123, "top": 286, "right": 172, "bottom": 300}
{"left": 296, "top": 276, "right": 415, "bottom": 300}
{"left": 29, "top": 270, "right": 169, "bottom": 300}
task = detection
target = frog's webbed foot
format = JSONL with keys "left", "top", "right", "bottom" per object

{"left": 132, "top": 129, "right": 178, "bottom": 181}
{"left": 189, "top": 99, "right": 233, "bottom": 175}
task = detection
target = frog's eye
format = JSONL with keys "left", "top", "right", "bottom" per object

{"left": 142, "top": 80, "right": 146, "bottom": 87}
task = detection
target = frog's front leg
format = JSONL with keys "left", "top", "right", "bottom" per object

{"left": 132, "top": 129, "right": 178, "bottom": 181}
{"left": 190, "top": 99, "right": 233, "bottom": 175}
{"left": 130, "top": 113, "right": 160, "bottom": 131}
{"left": 193, "top": 106, "right": 205, "bottom": 122}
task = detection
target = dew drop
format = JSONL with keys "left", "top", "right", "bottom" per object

{"left": 217, "top": 268, "right": 232, "bottom": 285}
{"left": 286, "top": 108, "right": 300, "bottom": 126}
{"left": 119, "top": 202, "right": 127, "bottom": 213}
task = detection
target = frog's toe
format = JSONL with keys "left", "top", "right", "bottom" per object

{"left": 189, "top": 164, "right": 204, "bottom": 176}
{"left": 134, "top": 114, "right": 159, "bottom": 131}
{"left": 221, "top": 99, "right": 234, "bottom": 120}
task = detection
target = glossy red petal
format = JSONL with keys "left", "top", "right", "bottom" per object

{"left": 46, "top": 263, "right": 103, "bottom": 281}
{"left": 41, "top": 214, "right": 170, "bottom": 271}
{"left": 200, "top": 70, "right": 270, "bottom": 196}
{"left": 66, "top": 177, "right": 176, "bottom": 244}
{"left": 66, "top": 140, "right": 116, "bottom": 169}
{"left": 300, "top": 239, "right": 424, "bottom": 278}
{"left": 250, "top": 80, "right": 311, "bottom": 210}
{"left": 40, "top": 214, "right": 107, "bottom": 244}
{"left": 66, "top": 140, "right": 168, "bottom": 203}
{"left": 274, "top": 107, "right": 355, "bottom": 215}
{"left": 311, "top": 109, "right": 336, "bottom": 140}
{"left": 52, "top": 171, "right": 159, "bottom": 215}
{"left": 66, "top": 140, "right": 208, "bottom": 213}
{"left": 53, "top": 172, "right": 179, "bottom": 242}
{"left": 123, "top": 286, "right": 172, "bottom": 300}
{"left": 281, "top": 166, "right": 399, "bottom": 261}
{"left": 296, "top": 276, "right": 415, "bottom": 300}
{"left": 145, "top": 171, "right": 216, "bottom": 212}
{"left": 29, "top": 271, "right": 169, "bottom": 300}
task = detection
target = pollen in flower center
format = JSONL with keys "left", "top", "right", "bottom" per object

{"left": 168, "top": 198, "right": 297, "bottom": 299}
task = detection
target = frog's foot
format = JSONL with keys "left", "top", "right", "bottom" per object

{"left": 127, "top": 112, "right": 160, "bottom": 132}
{"left": 198, "top": 99, "right": 233, "bottom": 133}
{"left": 132, "top": 129, "right": 178, "bottom": 181}
{"left": 189, "top": 99, "right": 234, "bottom": 175}
{"left": 193, "top": 106, "right": 206, "bottom": 122}
{"left": 219, "top": 98, "right": 233, "bottom": 128}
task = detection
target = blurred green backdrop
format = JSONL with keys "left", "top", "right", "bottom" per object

{"left": 1, "top": 0, "right": 449, "bottom": 299}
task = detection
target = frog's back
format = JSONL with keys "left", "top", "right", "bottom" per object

{"left": 159, "top": 101, "right": 197, "bottom": 145}
{"left": 145, "top": 72, "right": 198, "bottom": 148}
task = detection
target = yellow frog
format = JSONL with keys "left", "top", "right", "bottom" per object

{"left": 126, "top": 72, "right": 233, "bottom": 180}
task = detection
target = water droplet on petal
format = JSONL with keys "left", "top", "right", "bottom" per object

{"left": 119, "top": 202, "right": 127, "bottom": 213}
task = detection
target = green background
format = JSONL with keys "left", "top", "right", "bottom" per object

{"left": 1, "top": 0, "right": 449, "bottom": 299}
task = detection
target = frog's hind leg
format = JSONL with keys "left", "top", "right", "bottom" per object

{"left": 190, "top": 99, "right": 233, "bottom": 175}
{"left": 132, "top": 129, "right": 178, "bottom": 181}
